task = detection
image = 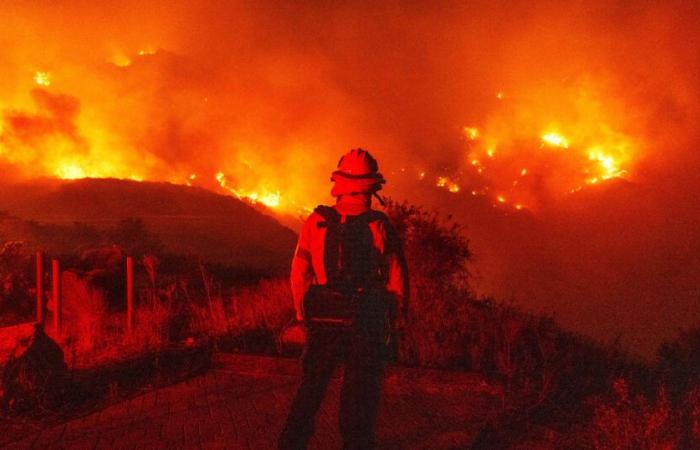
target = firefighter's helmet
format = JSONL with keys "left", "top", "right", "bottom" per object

{"left": 330, "top": 148, "right": 386, "bottom": 197}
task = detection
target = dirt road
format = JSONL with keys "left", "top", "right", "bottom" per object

{"left": 2, "top": 353, "right": 498, "bottom": 449}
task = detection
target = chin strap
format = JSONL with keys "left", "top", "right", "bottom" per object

{"left": 373, "top": 192, "right": 386, "bottom": 207}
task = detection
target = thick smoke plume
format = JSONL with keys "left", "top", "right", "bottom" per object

{"left": 1, "top": 1, "right": 699, "bottom": 356}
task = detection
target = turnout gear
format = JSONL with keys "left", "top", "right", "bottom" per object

{"left": 315, "top": 205, "right": 385, "bottom": 293}
{"left": 279, "top": 325, "right": 385, "bottom": 450}
{"left": 302, "top": 206, "right": 393, "bottom": 328}
{"left": 280, "top": 150, "right": 408, "bottom": 450}
{"left": 290, "top": 203, "right": 407, "bottom": 325}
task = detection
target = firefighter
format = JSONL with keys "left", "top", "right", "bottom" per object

{"left": 278, "top": 148, "right": 409, "bottom": 450}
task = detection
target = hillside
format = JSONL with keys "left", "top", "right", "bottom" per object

{"left": 0, "top": 178, "right": 297, "bottom": 271}
{"left": 404, "top": 176, "right": 700, "bottom": 358}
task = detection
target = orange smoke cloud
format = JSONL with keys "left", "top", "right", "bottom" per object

{"left": 1, "top": 1, "right": 698, "bottom": 213}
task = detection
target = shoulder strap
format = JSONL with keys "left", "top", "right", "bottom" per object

{"left": 360, "top": 210, "right": 388, "bottom": 224}
{"left": 314, "top": 205, "right": 340, "bottom": 228}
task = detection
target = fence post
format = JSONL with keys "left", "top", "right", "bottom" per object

{"left": 52, "top": 258, "right": 61, "bottom": 337}
{"left": 36, "top": 251, "right": 44, "bottom": 324}
{"left": 126, "top": 256, "right": 134, "bottom": 335}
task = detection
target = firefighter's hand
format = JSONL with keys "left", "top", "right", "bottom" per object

{"left": 295, "top": 309, "right": 304, "bottom": 322}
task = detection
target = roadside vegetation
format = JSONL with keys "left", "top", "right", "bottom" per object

{"left": 1, "top": 203, "right": 699, "bottom": 448}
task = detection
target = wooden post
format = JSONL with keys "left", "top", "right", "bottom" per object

{"left": 126, "top": 256, "right": 134, "bottom": 334}
{"left": 52, "top": 258, "right": 62, "bottom": 337}
{"left": 36, "top": 251, "right": 44, "bottom": 324}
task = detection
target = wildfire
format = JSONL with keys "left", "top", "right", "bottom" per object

{"left": 33, "top": 71, "right": 51, "bottom": 86}
{"left": 111, "top": 52, "right": 132, "bottom": 67}
{"left": 55, "top": 164, "right": 86, "bottom": 180}
{"left": 464, "top": 127, "right": 480, "bottom": 141}
{"left": 0, "top": 35, "right": 641, "bottom": 219}
{"left": 541, "top": 132, "right": 569, "bottom": 148}
{"left": 436, "top": 176, "right": 460, "bottom": 193}
{"left": 460, "top": 80, "right": 638, "bottom": 210}
{"left": 216, "top": 171, "right": 281, "bottom": 208}
{"left": 587, "top": 147, "right": 626, "bottom": 181}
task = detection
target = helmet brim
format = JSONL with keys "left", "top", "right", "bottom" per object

{"left": 331, "top": 177, "right": 384, "bottom": 197}
{"left": 330, "top": 170, "right": 386, "bottom": 184}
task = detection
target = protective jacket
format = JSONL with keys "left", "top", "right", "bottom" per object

{"left": 291, "top": 205, "right": 408, "bottom": 323}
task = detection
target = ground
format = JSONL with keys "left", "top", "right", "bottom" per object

{"left": 1, "top": 353, "right": 500, "bottom": 449}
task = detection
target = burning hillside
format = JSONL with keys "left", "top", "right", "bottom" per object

{"left": 3, "top": 1, "right": 697, "bottom": 212}
{"left": 0, "top": 71, "right": 640, "bottom": 212}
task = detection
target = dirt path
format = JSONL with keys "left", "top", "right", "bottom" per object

{"left": 2, "top": 353, "right": 499, "bottom": 449}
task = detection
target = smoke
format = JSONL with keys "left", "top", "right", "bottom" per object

{"left": 2, "top": 1, "right": 698, "bottom": 185}
{"left": 0, "top": 0, "right": 699, "bottom": 356}
{"left": 0, "top": 89, "right": 87, "bottom": 176}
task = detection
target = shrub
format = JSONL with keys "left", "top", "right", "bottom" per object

{"left": 0, "top": 242, "right": 33, "bottom": 326}
{"left": 224, "top": 278, "right": 294, "bottom": 336}
{"left": 588, "top": 379, "right": 681, "bottom": 449}
{"left": 657, "top": 328, "right": 700, "bottom": 403}
{"left": 385, "top": 200, "right": 474, "bottom": 367}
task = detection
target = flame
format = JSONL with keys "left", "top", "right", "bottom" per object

{"left": 541, "top": 132, "right": 569, "bottom": 148}
{"left": 55, "top": 164, "right": 86, "bottom": 179}
{"left": 462, "top": 80, "right": 638, "bottom": 210}
{"left": 216, "top": 171, "right": 281, "bottom": 208}
{"left": 587, "top": 146, "right": 626, "bottom": 181}
{"left": 0, "top": 26, "right": 644, "bottom": 218}
{"left": 110, "top": 52, "right": 132, "bottom": 67}
{"left": 33, "top": 71, "right": 51, "bottom": 86}
{"left": 436, "top": 176, "right": 460, "bottom": 193}
{"left": 464, "top": 127, "right": 480, "bottom": 141}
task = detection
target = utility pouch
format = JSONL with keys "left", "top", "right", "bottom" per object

{"left": 303, "top": 285, "right": 358, "bottom": 327}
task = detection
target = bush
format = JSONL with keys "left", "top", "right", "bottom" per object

{"left": 0, "top": 242, "right": 34, "bottom": 326}
{"left": 587, "top": 379, "right": 682, "bottom": 449}
{"left": 385, "top": 200, "right": 655, "bottom": 446}
{"left": 385, "top": 200, "right": 473, "bottom": 367}
{"left": 657, "top": 328, "right": 700, "bottom": 402}
{"left": 1, "top": 325, "right": 68, "bottom": 414}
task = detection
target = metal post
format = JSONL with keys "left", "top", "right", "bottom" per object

{"left": 126, "top": 256, "right": 134, "bottom": 334}
{"left": 52, "top": 258, "right": 62, "bottom": 337}
{"left": 36, "top": 251, "right": 44, "bottom": 324}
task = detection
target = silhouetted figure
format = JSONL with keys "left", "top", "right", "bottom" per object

{"left": 279, "top": 149, "right": 408, "bottom": 450}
